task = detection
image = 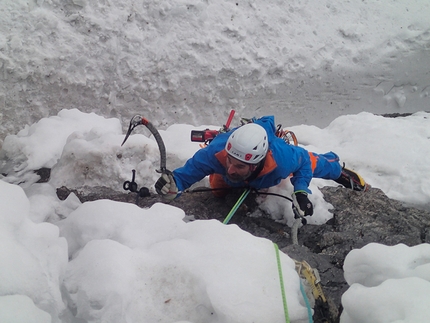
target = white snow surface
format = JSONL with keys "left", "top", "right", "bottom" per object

{"left": 1, "top": 0, "right": 430, "bottom": 322}
{"left": 0, "top": 0, "right": 429, "bottom": 143}
{"left": 1, "top": 109, "right": 430, "bottom": 323}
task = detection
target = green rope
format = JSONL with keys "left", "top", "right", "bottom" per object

{"left": 222, "top": 188, "right": 251, "bottom": 224}
{"left": 274, "top": 243, "right": 290, "bottom": 323}
{"left": 222, "top": 189, "right": 309, "bottom": 323}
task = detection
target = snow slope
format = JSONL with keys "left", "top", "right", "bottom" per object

{"left": 1, "top": 0, "right": 429, "bottom": 144}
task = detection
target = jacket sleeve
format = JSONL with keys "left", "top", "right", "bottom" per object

{"left": 289, "top": 147, "right": 313, "bottom": 194}
{"left": 172, "top": 134, "right": 228, "bottom": 192}
{"left": 273, "top": 142, "right": 313, "bottom": 194}
{"left": 172, "top": 148, "right": 215, "bottom": 192}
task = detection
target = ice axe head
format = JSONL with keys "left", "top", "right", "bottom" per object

{"left": 121, "top": 115, "right": 144, "bottom": 146}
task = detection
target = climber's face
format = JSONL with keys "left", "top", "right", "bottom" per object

{"left": 225, "top": 155, "right": 253, "bottom": 182}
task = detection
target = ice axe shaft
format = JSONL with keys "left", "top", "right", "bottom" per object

{"left": 121, "top": 115, "right": 170, "bottom": 174}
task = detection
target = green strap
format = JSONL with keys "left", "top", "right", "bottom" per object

{"left": 222, "top": 188, "right": 251, "bottom": 224}
{"left": 274, "top": 243, "right": 290, "bottom": 323}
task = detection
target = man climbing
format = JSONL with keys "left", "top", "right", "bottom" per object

{"left": 155, "top": 115, "right": 368, "bottom": 217}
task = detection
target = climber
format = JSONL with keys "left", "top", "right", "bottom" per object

{"left": 155, "top": 115, "right": 368, "bottom": 217}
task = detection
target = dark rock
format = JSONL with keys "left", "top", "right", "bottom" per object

{"left": 292, "top": 186, "right": 430, "bottom": 317}
{"left": 35, "top": 167, "right": 51, "bottom": 183}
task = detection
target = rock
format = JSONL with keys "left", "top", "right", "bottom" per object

{"left": 291, "top": 186, "right": 430, "bottom": 319}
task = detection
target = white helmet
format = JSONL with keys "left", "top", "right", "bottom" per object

{"left": 225, "top": 123, "right": 269, "bottom": 164}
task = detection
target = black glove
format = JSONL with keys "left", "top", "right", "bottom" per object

{"left": 292, "top": 191, "right": 313, "bottom": 216}
{"left": 155, "top": 173, "right": 178, "bottom": 200}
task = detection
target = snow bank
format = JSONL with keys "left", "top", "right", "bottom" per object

{"left": 0, "top": 180, "right": 68, "bottom": 321}
{"left": 59, "top": 199, "right": 309, "bottom": 322}
{"left": 1, "top": 0, "right": 429, "bottom": 141}
{"left": 341, "top": 243, "right": 430, "bottom": 323}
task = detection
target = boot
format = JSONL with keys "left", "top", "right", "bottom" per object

{"left": 335, "top": 166, "right": 369, "bottom": 191}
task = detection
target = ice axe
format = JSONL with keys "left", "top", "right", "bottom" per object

{"left": 121, "top": 115, "right": 172, "bottom": 204}
{"left": 121, "top": 115, "right": 170, "bottom": 175}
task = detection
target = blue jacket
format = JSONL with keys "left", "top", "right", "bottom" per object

{"left": 173, "top": 116, "right": 314, "bottom": 194}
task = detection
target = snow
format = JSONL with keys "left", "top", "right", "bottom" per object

{"left": 1, "top": 0, "right": 430, "bottom": 322}
{"left": 1, "top": 0, "right": 430, "bottom": 141}
{"left": 342, "top": 244, "right": 430, "bottom": 323}
{"left": 1, "top": 109, "right": 430, "bottom": 323}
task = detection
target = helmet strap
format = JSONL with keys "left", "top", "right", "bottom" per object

{"left": 246, "top": 157, "right": 266, "bottom": 182}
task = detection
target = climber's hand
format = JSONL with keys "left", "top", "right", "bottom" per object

{"left": 155, "top": 173, "right": 178, "bottom": 200}
{"left": 292, "top": 191, "right": 313, "bottom": 216}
